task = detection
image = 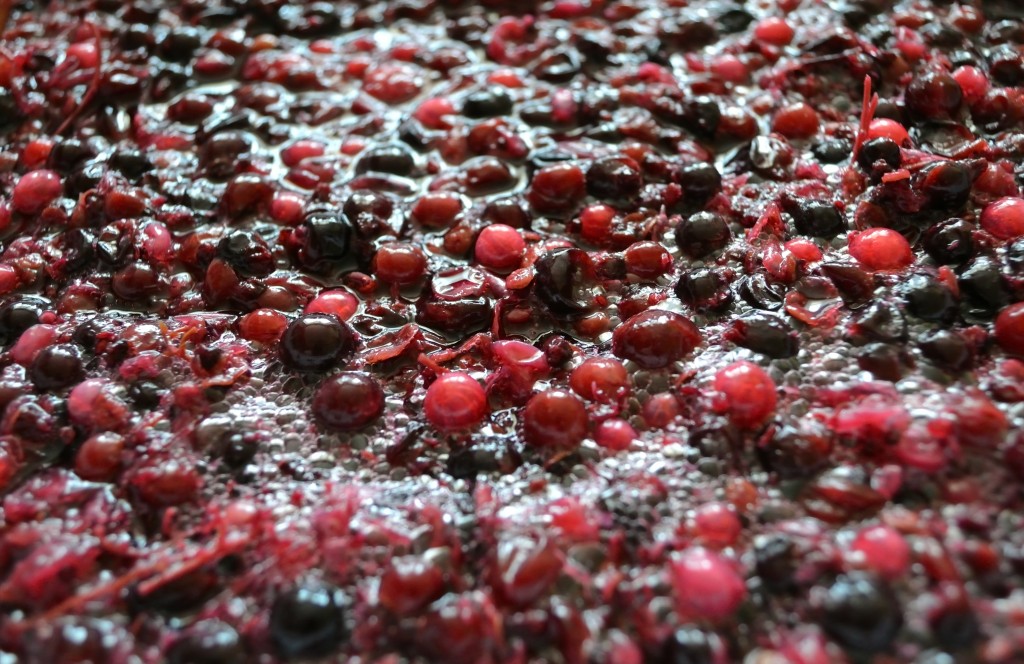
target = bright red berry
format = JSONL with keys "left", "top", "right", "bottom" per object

{"left": 12, "top": 169, "right": 62, "bottom": 214}
{"left": 522, "top": 390, "right": 588, "bottom": 450}
{"left": 850, "top": 525, "right": 910, "bottom": 580}
{"left": 569, "top": 357, "right": 629, "bottom": 403}
{"left": 670, "top": 548, "right": 746, "bottom": 621}
{"left": 754, "top": 17, "right": 795, "bottom": 46}
{"left": 424, "top": 372, "right": 488, "bottom": 431}
{"left": 714, "top": 361, "right": 777, "bottom": 429}
{"left": 996, "top": 302, "right": 1024, "bottom": 357}
{"left": 475, "top": 224, "right": 525, "bottom": 273}
{"left": 848, "top": 228, "right": 914, "bottom": 271}
{"left": 980, "top": 197, "right": 1024, "bottom": 240}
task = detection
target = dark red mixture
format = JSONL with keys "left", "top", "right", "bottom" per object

{"left": 0, "top": 0, "right": 1023, "bottom": 662}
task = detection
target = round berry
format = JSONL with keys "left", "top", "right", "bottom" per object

{"left": 714, "top": 361, "right": 777, "bottom": 429}
{"left": 980, "top": 197, "right": 1024, "bottom": 240}
{"left": 848, "top": 228, "right": 914, "bottom": 271}
{"left": 612, "top": 310, "right": 701, "bottom": 369}
{"left": 820, "top": 574, "right": 903, "bottom": 653}
{"left": 305, "top": 290, "right": 358, "bottom": 321}
{"left": 670, "top": 548, "right": 746, "bottom": 621}
{"left": 850, "top": 525, "right": 910, "bottom": 580}
{"left": 373, "top": 242, "right": 427, "bottom": 285}
{"left": 772, "top": 102, "right": 819, "bottom": 139}
{"left": 570, "top": 357, "right": 629, "bottom": 403}
{"left": 905, "top": 70, "right": 963, "bottom": 121}
{"left": 857, "top": 137, "right": 902, "bottom": 172}
{"left": 995, "top": 302, "right": 1024, "bottom": 356}
{"left": 522, "top": 389, "right": 588, "bottom": 450}
{"left": 75, "top": 432, "right": 125, "bottom": 482}
{"left": 313, "top": 372, "right": 385, "bottom": 431}
{"left": 424, "top": 372, "right": 487, "bottom": 431}
{"left": 12, "top": 169, "right": 62, "bottom": 214}
{"left": 280, "top": 314, "right": 356, "bottom": 372}
{"left": 754, "top": 17, "right": 794, "bottom": 46}
{"left": 474, "top": 224, "right": 525, "bottom": 272}
{"left": 269, "top": 585, "right": 346, "bottom": 660}
{"left": 593, "top": 418, "right": 636, "bottom": 451}
{"left": 29, "top": 344, "right": 84, "bottom": 390}
{"left": 586, "top": 156, "right": 642, "bottom": 206}
{"left": 623, "top": 241, "right": 671, "bottom": 279}
{"left": 674, "top": 211, "right": 731, "bottom": 258}
{"left": 867, "top": 118, "right": 910, "bottom": 146}
{"left": 239, "top": 309, "right": 289, "bottom": 344}
{"left": 527, "top": 163, "right": 586, "bottom": 216}
{"left": 411, "top": 192, "right": 463, "bottom": 229}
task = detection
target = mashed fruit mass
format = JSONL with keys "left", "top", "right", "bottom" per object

{"left": 0, "top": 0, "right": 1023, "bottom": 662}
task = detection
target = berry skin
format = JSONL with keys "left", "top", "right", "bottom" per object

{"left": 995, "top": 302, "right": 1024, "bottom": 356}
{"left": 313, "top": 372, "right": 385, "bottom": 431}
{"left": 848, "top": 228, "right": 914, "bottom": 271}
{"left": 474, "top": 224, "right": 525, "bottom": 272}
{"left": 714, "top": 361, "right": 777, "bottom": 429}
{"left": 305, "top": 290, "right": 358, "bottom": 321}
{"left": 424, "top": 372, "right": 488, "bottom": 431}
{"left": 586, "top": 156, "right": 643, "bottom": 206}
{"left": 612, "top": 310, "right": 701, "bottom": 369}
{"left": 670, "top": 548, "right": 747, "bottom": 621}
{"left": 522, "top": 389, "right": 588, "bottom": 450}
{"left": 980, "top": 197, "right": 1024, "bottom": 240}
{"left": 12, "top": 169, "right": 62, "bottom": 214}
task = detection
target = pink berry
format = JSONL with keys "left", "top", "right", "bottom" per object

{"left": 848, "top": 228, "right": 914, "bottom": 271}
{"left": 754, "top": 17, "right": 795, "bottom": 46}
{"left": 269, "top": 191, "right": 306, "bottom": 226}
{"left": 12, "top": 170, "right": 62, "bottom": 214}
{"left": 522, "top": 390, "right": 588, "bottom": 450}
{"left": 996, "top": 302, "right": 1024, "bottom": 357}
{"left": 379, "top": 556, "right": 445, "bottom": 615}
{"left": 850, "top": 525, "right": 910, "bottom": 580}
{"left": 412, "top": 192, "right": 463, "bottom": 229}
{"left": 714, "top": 361, "right": 777, "bottom": 429}
{"left": 670, "top": 548, "right": 746, "bottom": 621}
{"left": 68, "top": 379, "right": 130, "bottom": 431}
{"left": 980, "top": 197, "right": 1024, "bottom": 240}
{"left": 475, "top": 224, "right": 525, "bottom": 273}
{"left": 11, "top": 324, "right": 57, "bottom": 366}
{"left": 579, "top": 204, "right": 615, "bottom": 244}
{"left": 424, "top": 372, "right": 488, "bottom": 431}
{"left": 642, "top": 392, "right": 680, "bottom": 429}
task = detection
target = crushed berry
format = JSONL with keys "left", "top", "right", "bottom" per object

{"left": 0, "top": 1, "right": 1020, "bottom": 662}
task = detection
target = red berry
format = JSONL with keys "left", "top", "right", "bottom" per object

{"left": 953, "top": 66, "right": 990, "bottom": 104}
{"left": 269, "top": 191, "right": 306, "bottom": 226}
{"left": 281, "top": 140, "right": 325, "bottom": 167}
{"left": 850, "top": 525, "right": 910, "bottom": 580}
{"left": 569, "top": 357, "right": 629, "bottom": 403}
{"left": 313, "top": 372, "right": 385, "bottom": 431}
{"left": 75, "top": 432, "right": 125, "bottom": 481}
{"left": 670, "top": 548, "right": 746, "bottom": 621}
{"left": 411, "top": 192, "right": 463, "bottom": 229}
{"left": 527, "top": 163, "right": 586, "bottom": 216}
{"left": 772, "top": 102, "right": 819, "bottom": 139}
{"left": 522, "top": 390, "right": 588, "bottom": 450}
{"left": 68, "top": 378, "right": 130, "bottom": 431}
{"left": 493, "top": 538, "right": 564, "bottom": 608}
{"left": 714, "top": 361, "right": 777, "bottom": 429}
{"left": 579, "top": 204, "right": 615, "bottom": 244}
{"left": 424, "top": 372, "right": 487, "bottom": 431}
{"left": 623, "top": 241, "right": 671, "bottom": 279}
{"left": 594, "top": 418, "right": 636, "bottom": 451}
{"left": 848, "top": 228, "right": 914, "bottom": 271}
{"left": 239, "top": 308, "right": 289, "bottom": 344}
{"left": 305, "top": 290, "right": 358, "bottom": 321}
{"left": 612, "top": 309, "right": 701, "bottom": 369}
{"left": 996, "top": 302, "right": 1024, "bottom": 357}
{"left": 474, "top": 224, "right": 525, "bottom": 273}
{"left": 374, "top": 242, "right": 427, "bottom": 284}
{"left": 980, "top": 197, "right": 1024, "bottom": 240}
{"left": 12, "top": 169, "right": 62, "bottom": 214}
{"left": 642, "top": 392, "right": 680, "bottom": 429}
{"left": 363, "top": 63, "right": 423, "bottom": 104}
{"left": 692, "top": 502, "right": 741, "bottom": 547}
{"left": 868, "top": 118, "right": 910, "bottom": 146}
{"left": 379, "top": 556, "right": 445, "bottom": 615}
{"left": 754, "top": 17, "right": 794, "bottom": 46}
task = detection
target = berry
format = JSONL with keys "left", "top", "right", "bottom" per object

{"left": 848, "top": 228, "right": 913, "bottom": 271}
{"left": 474, "top": 224, "right": 525, "bottom": 272}
{"left": 424, "top": 372, "right": 488, "bottom": 431}
{"left": 217, "top": 230, "right": 275, "bottom": 277}
{"left": 355, "top": 144, "right": 416, "bottom": 176}
{"left": 676, "top": 162, "right": 722, "bottom": 207}
{"left": 305, "top": 290, "right": 358, "bottom": 321}
{"left": 75, "top": 433, "right": 125, "bottom": 481}
{"left": 533, "top": 248, "right": 593, "bottom": 318}
{"left": 269, "top": 585, "right": 346, "bottom": 660}
{"left": 586, "top": 156, "right": 643, "bottom": 206}
{"left": 373, "top": 242, "right": 427, "bottom": 284}
{"left": 463, "top": 88, "right": 513, "bottom": 118}
{"left": 612, "top": 310, "right": 701, "bottom": 369}
{"left": 772, "top": 102, "right": 819, "bottom": 139}
{"left": 754, "top": 17, "right": 794, "bottom": 46}
{"left": 522, "top": 389, "right": 588, "bottom": 450}
{"left": 905, "top": 70, "right": 963, "bottom": 121}
{"left": 857, "top": 137, "right": 901, "bottom": 172}
{"left": 363, "top": 63, "right": 423, "bottom": 103}
{"left": 670, "top": 548, "right": 746, "bottom": 621}
{"left": 411, "top": 192, "right": 463, "bottom": 229}
{"left": 623, "top": 241, "right": 671, "bottom": 279}
{"left": 527, "top": 163, "right": 586, "bottom": 216}
{"left": 850, "top": 525, "right": 910, "bottom": 580}
{"left": 594, "top": 418, "right": 636, "bottom": 451}
{"left": 674, "top": 211, "right": 731, "bottom": 258}
{"left": 280, "top": 314, "right": 356, "bottom": 371}
{"left": 995, "top": 302, "right": 1024, "bottom": 356}
{"left": 867, "top": 118, "right": 910, "bottom": 146}
{"left": 379, "top": 556, "right": 446, "bottom": 615}
{"left": 570, "top": 357, "right": 629, "bottom": 403}
{"left": 714, "top": 361, "right": 777, "bottom": 429}
{"left": 313, "top": 372, "right": 385, "bottom": 431}
{"left": 820, "top": 574, "right": 903, "bottom": 653}
{"left": 920, "top": 161, "right": 973, "bottom": 209}
{"left": 922, "top": 217, "right": 974, "bottom": 264}
{"left": 167, "top": 620, "right": 246, "bottom": 664}
{"left": 239, "top": 309, "right": 289, "bottom": 344}
{"left": 791, "top": 200, "right": 844, "bottom": 238}
{"left": 12, "top": 169, "right": 62, "bottom": 214}
{"left": 980, "top": 197, "right": 1024, "bottom": 240}
{"left": 29, "top": 345, "right": 84, "bottom": 390}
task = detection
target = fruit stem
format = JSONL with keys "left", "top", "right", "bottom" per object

{"left": 853, "top": 75, "right": 879, "bottom": 159}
